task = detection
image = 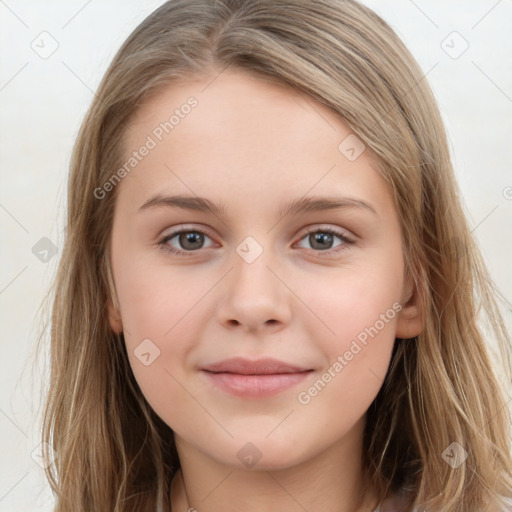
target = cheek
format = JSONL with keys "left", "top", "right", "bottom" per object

{"left": 292, "top": 297, "right": 399, "bottom": 446}
{"left": 306, "top": 262, "right": 402, "bottom": 345}
{"left": 114, "top": 261, "right": 210, "bottom": 419}
{"left": 296, "top": 265, "right": 401, "bottom": 402}
{"left": 115, "top": 254, "right": 203, "bottom": 340}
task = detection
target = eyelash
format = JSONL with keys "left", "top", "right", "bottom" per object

{"left": 156, "top": 225, "right": 355, "bottom": 258}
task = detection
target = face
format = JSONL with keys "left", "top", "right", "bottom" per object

{"left": 107, "top": 68, "right": 422, "bottom": 471}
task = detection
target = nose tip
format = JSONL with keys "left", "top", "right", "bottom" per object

{"left": 216, "top": 251, "right": 292, "bottom": 334}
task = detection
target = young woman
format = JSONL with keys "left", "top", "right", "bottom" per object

{"left": 39, "top": 1, "right": 512, "bottom": 511}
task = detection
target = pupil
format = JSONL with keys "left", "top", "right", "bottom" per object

{"left": 181, "top": 232, "right": 203, "bottom": 249}
{"left": 311, "top": 232, "right": 332, "bottom": 250}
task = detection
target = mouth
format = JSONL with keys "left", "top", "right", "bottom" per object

{"left": 201, "top": 357, "right": 314, "bottom": 398}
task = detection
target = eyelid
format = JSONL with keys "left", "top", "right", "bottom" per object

{"left": 160, "top": 223, "right": 214, "bottom": 240}
{"left": 158, "top": 224, "right": 217, "bottom": 245}
{"left": 158, "top": 223, "right": 356, "bottom": 243}
{"left": 296, "top": 224, "right": 356, "bottom": 244}
{"left": 157, "top": 222, "right": 356, "bottom": 257}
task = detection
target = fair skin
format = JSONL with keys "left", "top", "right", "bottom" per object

{"left": 108, "top": 67, "right": 423, "bottom": 512}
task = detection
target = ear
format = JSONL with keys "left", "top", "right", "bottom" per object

{"left": 395, "top": 272, "right": 424, "bottom": 339}
{"left": 108, "top": 297, "right": 123, "bottom": 334}
{"left": 104, "top": 248, "right": 123, "bottom": 334}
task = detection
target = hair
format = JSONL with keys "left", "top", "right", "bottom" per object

{"left": 34, "top": 0, "right": 512, "bottom": 511}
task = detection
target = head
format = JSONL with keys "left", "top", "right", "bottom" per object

{"left": 41, "top": 1, "right": 512, "bottom": 511}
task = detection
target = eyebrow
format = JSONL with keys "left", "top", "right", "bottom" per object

{"left": 138, "top": 194, "right": 378, "bottom": 218}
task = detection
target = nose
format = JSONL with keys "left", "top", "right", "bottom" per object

{"left": 215, "top": 246, "right": 292, "bottom": 334}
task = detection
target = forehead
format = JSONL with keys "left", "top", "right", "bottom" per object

{"left": 124, "top": 68, "right": 343, "bottom": 150}
{"left": 116, "top": 68, "right": 390, "bottom": 217}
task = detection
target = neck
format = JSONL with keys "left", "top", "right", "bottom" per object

{"left": 169, "top": 417, "right": 378, "bottom": 512}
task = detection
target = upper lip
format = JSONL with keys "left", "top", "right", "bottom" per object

{"left": 201, "top": 357, "right": 312, "bottom": 375}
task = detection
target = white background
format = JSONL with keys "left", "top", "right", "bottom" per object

{"left": 1, "top": 1, "right": 511, "bottom": 510}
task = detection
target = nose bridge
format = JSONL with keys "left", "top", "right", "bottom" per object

{"left": 232, "top": 233, "right": 278, "bottom": 297}
{"left": 216, "top": 233, "right": 291, "bottom": 330}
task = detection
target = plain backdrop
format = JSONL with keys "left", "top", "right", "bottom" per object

{"left": 1, "top": 1, "right": 511, "bottom": 510}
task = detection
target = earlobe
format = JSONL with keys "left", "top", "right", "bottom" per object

{"left": 108, "top": 299, "right": 123, "bottom": 334}
{"left": 105, "top": 251, "right": 123, "bottom": 334}
{"left": 395, "top": 275, "right": 424, "bottom": 339}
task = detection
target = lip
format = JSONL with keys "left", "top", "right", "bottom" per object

{"left": 201, "top": 357, "right": 313, "bottom": 398}
{"left": 201, "top": 357, "right": 311, "bottom": 374}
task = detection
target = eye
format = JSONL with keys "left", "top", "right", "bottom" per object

{"left": 294, "top": 226, "right": 354, "bottom": 255}
{"left": 156, "top": 225, "right": 355, "bottom": 257}
{"left": 157, "top": 226, "right": 216, "bottom": 256}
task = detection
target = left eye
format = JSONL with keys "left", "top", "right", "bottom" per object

{"left": 295, "top": 227, "right": 352, "bottom": 252}
{"left": 157, "top": 226, "right": 354, "bottom": 256}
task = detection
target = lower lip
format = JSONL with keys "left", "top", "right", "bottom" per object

{"left": 202, "top": 370, "right": 312, "bottom": 398}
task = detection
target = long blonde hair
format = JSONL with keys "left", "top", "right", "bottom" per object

{"left": 36, "top": 1, "right": 512, "bottom": 510}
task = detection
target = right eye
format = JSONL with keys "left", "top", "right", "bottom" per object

{"left": 157, "top": 227, "right": 216, "bottom": 256}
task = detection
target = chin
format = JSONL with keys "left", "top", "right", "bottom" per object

{"left": 220, "top": 435, "right": 313, "bottom": 472}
